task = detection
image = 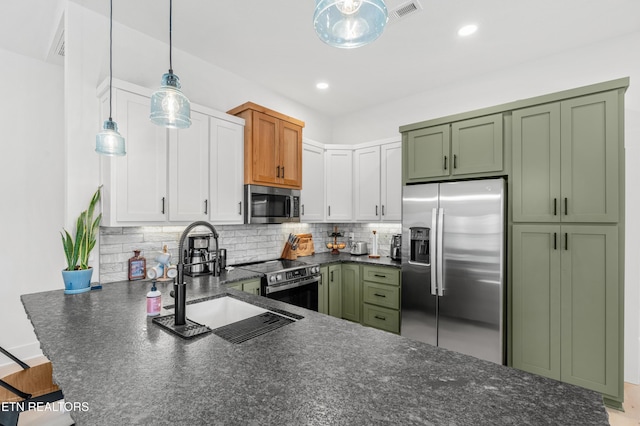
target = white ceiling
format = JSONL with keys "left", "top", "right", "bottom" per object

{"left": 5, "top": 0, "right": 640, "bottom": 118}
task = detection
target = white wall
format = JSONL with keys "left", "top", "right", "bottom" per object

{"left": 0, "top": 48, "right": 64, "bottom": 361}
{"left": 332, "top": 31, "right": 640, "bottom": 384}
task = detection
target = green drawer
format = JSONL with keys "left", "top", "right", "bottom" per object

{"left": 362, "top": 304, "right": 400, "bottom": 334}
{"left": 362, "top": 265, "right": 400, "bottom": 286}
{"left": 362, "top": 281, "right": 400, "bottom": 310}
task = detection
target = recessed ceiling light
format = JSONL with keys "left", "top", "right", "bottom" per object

{"left": 316, "top": 82, "right": 329, "bottom": 90}
{"left": 458, "top": 24, "right": 478, "bottom": 37}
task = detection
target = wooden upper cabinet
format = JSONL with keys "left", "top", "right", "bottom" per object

{"left": 227, "top": 102, "right": 304, "bottom": 189}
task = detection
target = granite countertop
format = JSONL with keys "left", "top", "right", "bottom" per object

{"left": 298, "top": 251, "right": 402, "bottom": 268}
{"left": 21, "top": 267, "right": 608, "bottom": 425}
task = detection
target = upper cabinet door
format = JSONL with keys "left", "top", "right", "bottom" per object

{"left": 560, "top": 92, "right": 619, "bottom": 223}
{"left": 168, "top": 111, "right": 209, "bottom": 222}
{"left": 209, "top": 117, "right": 244, "bottom": 224}
{"left": 380, "top": 142, "right": 402, "bottom": 222}
{"left": 404, "top": 124, "right": 450, "bottom": 182}
{"left": 451, "top": 113, "right": 503, "bottom": 176}
{"left": 112, "top": 90, "right": 168, "bottom": 223}
{"left": 325, "top": 149, "right": 353, "bottom": 221}
{"left": 512, "top": 103, "right": 561, "bottom": 222}
{"left": 251, "top": 111, "right": 279, "bottom": 185}
{"left": 354, "top": 146, "right": 381, "bottom": 221}
{"left": 301, "top": 143, "right": 325, "bottom": 222}
{"left": 279, "top": 121, "right": 303, "bottom": 189}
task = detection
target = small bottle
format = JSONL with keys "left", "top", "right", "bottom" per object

{"left": 147, "top": 280, "right": 162, "bottom": 316}
{"left": 128, "top": 250, "right": 146, "bottom": 281}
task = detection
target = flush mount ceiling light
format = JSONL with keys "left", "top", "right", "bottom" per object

{"left": 96, "top": 0, "right": 126, "bottom": 156}
{"left": 313, "top": 0, "right": 389, "bottom": 49}
{"left": 458, "top": 24, "right": 478, "bottom": 37}
{"left": 316, "top": 82, "right": 329, "bottom": 90}
{"left": 150, "top": 0, "right": 191, "bottom": 129}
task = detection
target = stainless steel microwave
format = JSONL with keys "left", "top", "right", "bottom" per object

{"left": 244, "top": 184, "right": 300, "bottom": 224}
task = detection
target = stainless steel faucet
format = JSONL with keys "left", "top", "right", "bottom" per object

{"left": 174, "top": 221, "right": 219, "bottom": 326}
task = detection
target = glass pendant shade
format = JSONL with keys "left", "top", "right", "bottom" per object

{"left": 96, "top": 119, "right": 126, "bottom": 156}
{"left": 313, "top": 0, "right": 388, "bottom": 48}
{"left": 150, "top": 72, "right": 192, "bottom": 129}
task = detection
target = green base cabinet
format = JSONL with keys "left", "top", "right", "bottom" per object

{"left": 512, "top": 225, "right": 620, "bottom": 400}
{"left": 341, "top": 264, "right": 361, "bottom": 323}
{"left": 361, "top": 265, "right": 401, "bottom": 334}
{"left": 319, "top": 266, "right": 329, "bottom": 315}
{"left": 227, "top": 278, "right": 261, "bottom": 296}
{"left": 328, "top": 264, "right": 342, "bottom": 318}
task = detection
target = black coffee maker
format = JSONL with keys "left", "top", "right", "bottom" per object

{"left": 184, "top": 234, "right": 214, "bottom": 276}
{"left": 390, "top": 234, "right": 402, "bottom": 261}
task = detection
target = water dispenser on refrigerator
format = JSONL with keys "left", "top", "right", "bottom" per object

{"left": 410, "top": 227, "right": 430, "bottom": 264}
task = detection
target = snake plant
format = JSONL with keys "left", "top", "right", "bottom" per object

{"left": 61, "top": 186, "right": 102, "bottom": 271}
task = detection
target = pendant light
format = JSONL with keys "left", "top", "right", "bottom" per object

{"left": 96, "top": 0, "right": 126, "bottom": 156}
{"left": 313, "top": 0, "right": 388, "bottom": 49}
{"left": 149, "top": 0, "right": 191, "bottom": 129}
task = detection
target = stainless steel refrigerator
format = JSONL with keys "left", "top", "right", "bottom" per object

{"left": 401, "top": 178, "right": 505, "bottom": 364}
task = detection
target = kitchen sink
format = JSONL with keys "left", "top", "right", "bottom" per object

{"left": 153, "top": 294, "right": 303, "bottom": 342}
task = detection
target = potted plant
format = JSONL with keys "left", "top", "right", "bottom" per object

{"left": 60, "top": 186, "right": 102, "bottom": 294}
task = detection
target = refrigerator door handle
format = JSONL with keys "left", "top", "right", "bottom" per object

{"left": 436, "top": 208, "right": 445, "bottom": 296}
{"left": 430, "top": 207, "right": 438, "bottom": 296}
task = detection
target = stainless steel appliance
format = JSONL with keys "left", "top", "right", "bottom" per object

{"left": 401, "top": 178, "right": 505, "bottom": 364}
{"left": 184, "top": 234, "right": 222, "bottom": 277}
{"left": 244, "top": 184, "right": 301, "bottom": 224}
{"left": 390, "top": 234, "right": 402, "bottom": 261}
{"left": 237, "top": 260, "right": 320, "bottom": 311}
{"left": 350, "top": 241, "right": 368, "bottom": 255}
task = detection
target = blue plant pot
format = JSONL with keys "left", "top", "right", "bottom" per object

{"left": 62, "top": 268, "right": 93, "bottom": 294}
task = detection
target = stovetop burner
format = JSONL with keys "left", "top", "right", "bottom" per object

{"left": 236, "top": 259, "right": 311, "bottom": 274}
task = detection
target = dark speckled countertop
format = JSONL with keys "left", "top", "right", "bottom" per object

{"left": 21, "top": 258, "right": 608, "bottom": 425}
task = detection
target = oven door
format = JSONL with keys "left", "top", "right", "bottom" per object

{"left": 263, "top": 276, "right": 319, "bottom": 312}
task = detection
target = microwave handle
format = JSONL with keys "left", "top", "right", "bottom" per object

{"left": 285, "top": 196, "right": 291, "bottom": 217}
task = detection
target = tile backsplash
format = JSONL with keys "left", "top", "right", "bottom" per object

{"left": 99, "top": 222, "right": 401, "bottom": 283}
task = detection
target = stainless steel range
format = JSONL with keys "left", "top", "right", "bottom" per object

{"left": 236, "top": 259, "right": 320, "bottom": 311}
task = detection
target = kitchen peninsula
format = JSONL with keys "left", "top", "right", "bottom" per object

{"left": 21, "top": 269, "right": 608, "bottom": 425}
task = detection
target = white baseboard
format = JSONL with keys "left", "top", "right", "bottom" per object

{"left": 0, "top": 341, "right": 44, "bottom": 368}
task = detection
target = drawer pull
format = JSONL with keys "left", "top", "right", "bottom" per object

{"left": 373, "top": 293, "right": 386, "bottom": 298}
{"left": 373, "top": 274, "right": 386, "bottom": 278}
{"left": 374, "top": 315, "right": 386, "bottom": 321}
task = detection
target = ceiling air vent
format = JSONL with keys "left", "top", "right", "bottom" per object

{"left": 47, "top": 14, "right": 65, "bottom": 66}
{"left": 388, "top": 0, "right": 423, "bottom": 24}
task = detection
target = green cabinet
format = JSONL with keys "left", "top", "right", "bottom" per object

{"left": 227, "top": 278, "right": 261, "bottom": 295}
{"left": 341, "top": 264, "right": 361, "bottom": 323}
{"left": 451, "top": 114, "right": 503, "bottom": 176}
{"left": 512, "top": 91, "right": 619, "bottom": 223}
{"left": 405, "top": 124, "right": 450, "bottom": 181}
{"left": 327, "top": 264, "right": 342, "bottom": 318}
{"left": 319, "top": 266, "right": 329, "bottom": 315}
{"left": 361, "top": 265, "right": 401, "bottom": 333}
{"left": 512, "top": 225, "right": 620, "bottom": 399}
{"left": 403, "top": 114, "right": 503, "bottom": 183}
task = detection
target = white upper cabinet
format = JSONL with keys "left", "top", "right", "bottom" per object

{"left": 209, "top": 116, "right": 245, "bottom": 224}
{"left": 325, "top": 148, "right": 353, "bottom": 221}
{"left": 100, "top": 88, "right": 168, "bottom": 225}
{"left": 380, "top": 141, "right": 402, "bottom": 222}
{"left": 353, "top": 141, "right": 401, "bottom": 222}
{"left": 354, "top": 146, "right": 381, "bottom": 221}
{"left": 168, "top": 111, "right": 210, "bottom": 222}
{"left": 301, "top": 141, "right": 326, "bottom": 222}
{"left": 98, "top": 79, "right": 244, "bottom": 226}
